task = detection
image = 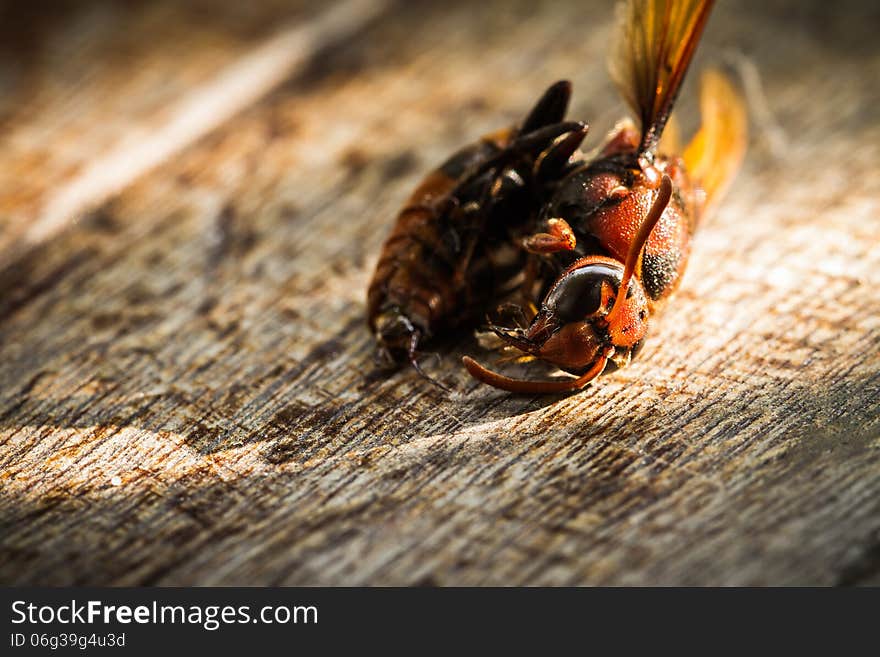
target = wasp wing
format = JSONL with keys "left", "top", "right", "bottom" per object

{"left": 608, "top": 0, "right": 715, "bottom": 155}
{"left": 684, "top": 69, "right": 748, "bottom": 214}
{"left": 657, "top": 112, "right": 682, "bottom": 156}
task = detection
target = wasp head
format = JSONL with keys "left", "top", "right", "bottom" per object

{"left": 464, "top": 174, "right": 673, "bottom": 394}
{"left": 534, "top": 256, "right": 648, "bottom": 370}
{"left": 464, "top": 256, "right": 650, "bottom": 394}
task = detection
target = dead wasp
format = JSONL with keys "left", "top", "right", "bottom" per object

{"left": 463, "top": 0, "right": 748, "bottom": 393}
{"left": 367, "top": 81, "right": 589, "bottom": 382}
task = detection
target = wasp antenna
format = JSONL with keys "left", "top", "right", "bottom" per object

{"left": 607, "top": 174, "right": 672, "bottom": 323}
{"left": 462, "top": 350, "right": 611, "bottom": 395}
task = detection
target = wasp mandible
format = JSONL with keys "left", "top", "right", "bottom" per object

{"left": 463, "top": 0, "right": 748, "bottom": 393}
{"left": 367, "top": 81, "right": 589, "bottom": 382}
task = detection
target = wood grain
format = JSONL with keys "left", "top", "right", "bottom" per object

{"left": 1, "top": 0, "right": 879, "bottom": 586}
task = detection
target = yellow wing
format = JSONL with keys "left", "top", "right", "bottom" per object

{"left": 608, "top": 0, "right": 715, "bottom": 154}
{"left": 657, "top": 112, "right": 682, "bottom": 156}
{"left": 684, "top": 69, "right": 748, "bottom": 213}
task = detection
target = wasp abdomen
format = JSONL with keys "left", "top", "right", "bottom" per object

{"left": 367, "top": 137, "right": 513, "bottom": 361}
{"left": 366, "top": 81, "right": 583, "bottom": 373}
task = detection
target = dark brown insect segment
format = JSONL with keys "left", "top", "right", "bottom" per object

{"left": 463, "top": 177, "right": 671, "bottom": 394}
{"left": 367, "top": 81, "right": 589, "bottom": 383}
{"left": 464, "top": 0, "right": 748, "bottom": 394}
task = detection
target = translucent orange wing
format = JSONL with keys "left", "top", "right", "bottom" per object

{"left": 657, "top": 112, "right": 682, "bottom": 156}
{"left": 684, "top": 69, "right": 748, "bottom": 213}
{"left": 608, "top": 0, "right": 715, "bottom": 155}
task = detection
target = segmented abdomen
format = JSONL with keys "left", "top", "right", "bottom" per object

{"left": 367, "top": 137, "right": 511, "bottom": 340}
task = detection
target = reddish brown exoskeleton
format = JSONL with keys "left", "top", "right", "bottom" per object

{"left": 367, "top": 82, "right": 589, "bottom": 384}
{"left": 464, "top": 0, "right": 748, "bottom": 393}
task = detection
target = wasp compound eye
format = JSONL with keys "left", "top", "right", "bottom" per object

{"left": 544, "top": 261, "right": 624, "bottom": 323}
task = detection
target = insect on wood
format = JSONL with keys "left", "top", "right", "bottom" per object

{"left": 366, "top": 81, "right": 589, "bottom": 382}
{"left": 367, "top": 0, "right": 747, "bottom": 394}
{"left": 463, "top": 0, "right": 748, "bottom": 393}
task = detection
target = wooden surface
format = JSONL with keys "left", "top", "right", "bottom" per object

{"left": 1, "top": 0, "right": 879, "bottom": 586}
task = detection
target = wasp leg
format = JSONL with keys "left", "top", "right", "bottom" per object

{"left": 373, "top": 344, "right": 398, "bottom": 370}
{"left": 486, "top": 322, "right": 537, "bottom": 354}
{"left": 488, "top": 167, "right": 526, "bottom": 204}
{"left": 521, "top": 80, "right": 572, "bottom": 133}
{"left": 407, "top": 330, "right": 451, "bottom": 393}
{"left": 513, "top": 257, "right": 546, "bottom": 314}
{"left": 522, "top": 218, "right": 577, "bottom": 255}
{"left": 510, "top": 121, "right": 587, "bottom": 157}
{"left": 450, "top": 121, "right": 585, "bottom": 200}
{"left": 447, "top": 121, "right": 581, "bottom": 194}
{"left": 491, "top": 302, "right": 532, "bottom": 330}
{"left": 534, "top": 124, "right": 589, "bottom": 180}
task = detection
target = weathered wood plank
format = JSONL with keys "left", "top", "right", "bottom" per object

{"left": 1, "top": 0, "right": 879, "bottom": 585}
{"left": 0, "top": 0, "right": 387, "bottom": 255}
